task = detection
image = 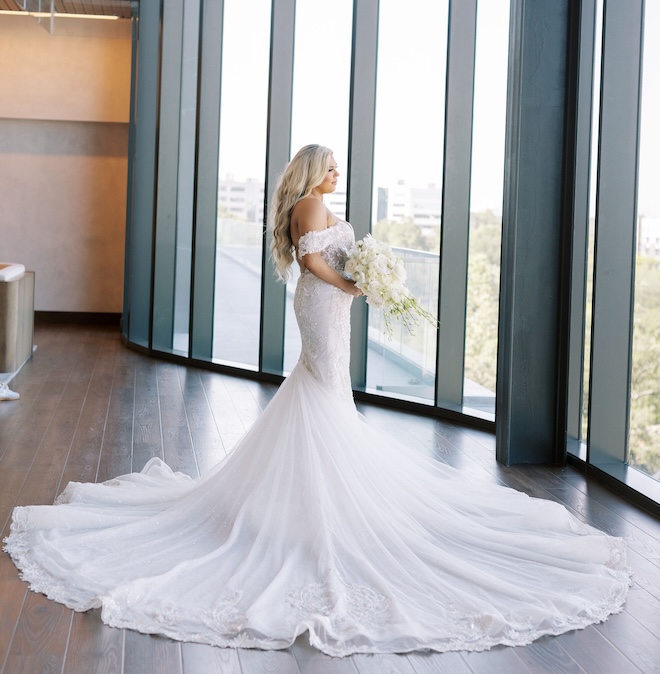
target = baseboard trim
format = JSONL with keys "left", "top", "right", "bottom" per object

{"left": 35, "top": 311, "right": 121, "bottom": 326}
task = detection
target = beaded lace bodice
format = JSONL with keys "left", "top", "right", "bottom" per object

{"left": 294, "top": 222, "right": 355, "bottom": 402}
{"left": 297, "top": 221, "right": 355, "bottom": 274}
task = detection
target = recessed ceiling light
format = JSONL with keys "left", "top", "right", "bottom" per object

{"left": 0, "top": 10, "right": 119, "bottom": 20}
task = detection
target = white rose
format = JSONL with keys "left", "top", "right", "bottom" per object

{"left": 367, "top": 295, "right": 385, "bottom": 309}
{"left": 367, "top": 281, "right": 384, "bottom": 295}
{"left": 374, "top": 255, "right": 390, "bottom": 274}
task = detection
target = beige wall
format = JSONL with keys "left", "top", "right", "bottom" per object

{"left": 0, "top": 16, "right": 132, "bottom": 313}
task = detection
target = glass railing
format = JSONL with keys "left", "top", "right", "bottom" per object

{"left": 214, "top": 227, "right": 497, "bottom": 415}
{"left": 213, "top": 218, "right": 263, "bottom": 368}
{"left": 366, "top": 247, "right": 438, "bottom": 402}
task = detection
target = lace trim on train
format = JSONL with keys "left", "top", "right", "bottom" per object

{"left": 606, "top": 538, "right": 627, "bottom": 570}
{"left": 287, "top": 569, "right": 392, "bottom": 632}
{"left": 4, "top": 524, "right": 632, "bottom": 658}
{"left": 3, "top": 525, "right": 78, "bottom": 608}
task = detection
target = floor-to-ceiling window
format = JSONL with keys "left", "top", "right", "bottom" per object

{"left": 151, "top": 0, "right": 200, "bottom": 356}
{"left": 212, "top": 0, "right": 271, "bottom": 369}
{"left": 580, "top": 0, "right": 603, "bottom": 447}
{"left": 124, "top": 0, "right": 660, "bottom": 509}
{"left": 127, "top": 0, "right": 509, "bottom": 423}
{"left": 629, "top": 0, "right": 660, "bottom": 482}
{"left": 365, "top": 0, "right": 448, "bottom": 404}
{"left": 283, "top": 0, "right": 354, "bottom": 374}
{"left": 567, "top": 0, "right": 660, "bottom": 505}
{"left": 463, "top": 0, "right": 510, "bottom": 416}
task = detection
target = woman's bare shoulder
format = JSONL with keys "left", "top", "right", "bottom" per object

{"left": 292, "top": 198, "right": 328, "bottom": 235}
{"left": 293, "top": 197, "right": 325, "bottom": 218}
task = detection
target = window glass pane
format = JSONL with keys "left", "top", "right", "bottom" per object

{"left": 283, "top": 0, "right": 353, "bottom": 374}
{"left": 171, "top": 0, "right": 200, "bottom": 355}
{"left": 212, "top": 0, "right": 271, "bottom": 368}
{"left": 366, "top": 0, "right": 448, "bottom": 403}
{"left": 629, "top": 0, "right": 660, "bottom": 481}
{"left": 581, "top": 0, "right": 603, "bottom": 444}
{"left": 463, "top": 0, "right": 510, "bottom": 416}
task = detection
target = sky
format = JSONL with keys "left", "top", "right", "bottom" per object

{"left": 216, "top": 0, "right": 509, "bottom": 217}
{"left": 214, "top": 0, "right": 657, "bottom": 220}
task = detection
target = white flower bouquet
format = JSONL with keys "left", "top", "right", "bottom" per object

{"left": 344, "top": 235, "right": 439, "bottom": 337}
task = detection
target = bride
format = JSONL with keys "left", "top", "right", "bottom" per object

{"left": 4, "top": 145, "right": 630, "bottom": 657}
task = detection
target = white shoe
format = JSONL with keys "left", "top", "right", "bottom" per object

{"left": 0, "top": 382, "right": 19, "bottom": 401}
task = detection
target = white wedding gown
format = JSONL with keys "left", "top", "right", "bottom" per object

{"left": 4, "top": 221, "right": 631, "bottom": 657}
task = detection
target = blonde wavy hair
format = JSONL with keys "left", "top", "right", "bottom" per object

{"left": 269, "top": 144, "right": 334, "bottom": 281}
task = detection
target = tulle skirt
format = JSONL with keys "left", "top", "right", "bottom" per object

{"left": 4, "top": 362, "right": 631, "bottom": 656}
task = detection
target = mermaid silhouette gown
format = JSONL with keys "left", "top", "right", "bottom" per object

{"left": 4, "top": 221, "right": 631, "bottom": 657}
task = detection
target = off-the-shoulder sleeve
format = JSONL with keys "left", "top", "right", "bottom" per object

{"left": 297, "top": 229, "right": 330, "bottom": 259}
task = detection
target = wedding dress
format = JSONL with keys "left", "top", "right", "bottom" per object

{"left": 4, "top": 221, "right": 631, "bottom": 657}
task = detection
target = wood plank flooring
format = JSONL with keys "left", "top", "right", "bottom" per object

{"left": 1, "top": 324, "right": 659, "bottom": 674}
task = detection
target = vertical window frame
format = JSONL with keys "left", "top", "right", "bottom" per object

{"left": 436, "top": 0, "right": 478, "bottom": 411}
{"left": 260, "top": 0, "right": 296, "bottom": 375}
{"left": 587, "top": 0, "right": 644, "bottom": 471}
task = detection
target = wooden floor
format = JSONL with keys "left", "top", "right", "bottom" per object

{"left": 1, "top": 324, "right": 659, "bottom": 674}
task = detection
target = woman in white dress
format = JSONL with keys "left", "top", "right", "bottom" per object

{"left": 4, "top": 145, "right": 630, "bottom": 657}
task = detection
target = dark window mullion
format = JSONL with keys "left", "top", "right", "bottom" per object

{"left": 347, "top": 0, "right": 379, "bottom": 390}
{"left": 565, "top": 0, "right": 597, "bottom": 455}
{"left": 435, "top": 0, "right": 478, "bottom": 410}
{"left": 190, "top": 0, "right": 224, "bottom": 361}
{"left": 260, "top": 0, "right": 295, "bottom": 375}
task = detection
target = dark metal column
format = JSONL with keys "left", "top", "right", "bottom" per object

{"left": 496, "top": 0, "right": 571, "bottom": 464}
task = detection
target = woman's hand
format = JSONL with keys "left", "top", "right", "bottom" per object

{"left": 342, "top": 279, "right": 364, "bottom": 297}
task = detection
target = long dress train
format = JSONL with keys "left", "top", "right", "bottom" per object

{"left": 4, "top": 221, "right": 631, "bottom": 657}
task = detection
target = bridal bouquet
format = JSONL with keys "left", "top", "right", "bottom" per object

{"left": 344, "top": 235, "right": 439, "bottom": 337}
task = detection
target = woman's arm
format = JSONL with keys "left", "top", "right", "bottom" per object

{"left": 294, "top": 200, "right": 361, "bottom": 297}
{"left": 303, "top": 252, "right": 361, "bottom": 296}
